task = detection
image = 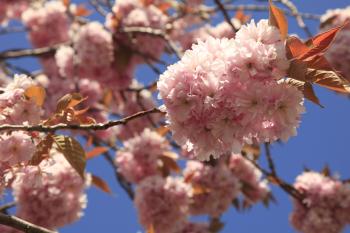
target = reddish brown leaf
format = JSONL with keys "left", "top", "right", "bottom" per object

{"left": 235, "top": 9, "right": 250, "bottom": 24}
{"left": 29, "top": 135, "right": 54, "bottom": 166}
{"left": 53, "top": 135, "right": 86, "bottom": 179}
{"left": 301, "top": 24, "right": 345, "bottom": 59}
{"left": 85, "top": 136, "right": 93, "bottom": 148}
{"left": 86, "top": 147, "right": 109, "bottom": 160}
{"left": 321, "top": 164, "right": 331, "bottom": 177}
{"left": 91, "top": 174, "right": 112, "bottom": 194}
{"left": 147, "top": 224, "right": 155, "bottom": 233}
{"left": 303, "top": 82, "right": 323, "bottom": 107}
{"left": 24, "top": 85, "right": 46, "bottom": 107}
{"left": 287, "top": 59, "right": 307, "bottom": 81}
{"left": 155, "top": 126, "right": 169, "bottom": 136}
{"left": 286, "top": 36, "right": 310, "bottom": 59}
{"left": 269, "top": 0, "right": 288, "bottom": 39}
{"left": 55, "top": 93, "right": 88, "bottom": 114}
{"left": 62, "top": 0, "right": 70, "bottom": 7}
{"left": 102, "top": 90, "right": 113, "bottom": 108}
{"left": 75, "top": 4, "right": 91, "bottom": 17}
{"left": 306, "top": 68, "right": 350, "bottom": 93}
{"left": 159, "top": 155, "right": 180, "bottom": 173}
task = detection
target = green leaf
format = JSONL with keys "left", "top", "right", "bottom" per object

{"left": 53, "top": 135, "right": 86, "bottom": 179}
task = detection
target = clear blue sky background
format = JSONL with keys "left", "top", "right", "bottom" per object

{"left": 1, "top": 0, "right": 350, "bottom": 232}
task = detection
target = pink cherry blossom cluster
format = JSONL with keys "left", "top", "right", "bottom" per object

{"left": 115, "top": 128, "right": 170, "bottom": 183}
{"left": 183, "top": 159, "right": 240, "bottom": 217}
{"left": 10, "top": 150, "right": 90, "bottom": 230}
{"left": 55, "top": 22, "right": 135, "bottom": 90}
{"left": 22, "top": 1, "right": 70, "bottom": 48}
{"left": 320, "top": 6, "right": 350, "bottom": 81}
{"left": 158, "top": 19, "right": 304, "bottom": 161}
{"left": 229, "top": 153, "right": 269, "bottom": 204}
{"left": 178, "top": 19, "right": 238, "bottom": 50}
{"left": 134, "top": 175, "right": 192, "bottom": 233}
{"left": 0, "top": 75, "right": 41, "bottom": 169}
{"left": 290, "top": 171, "right": 350, "bottom": 233}
{"left": 106, "top": 0, "right": 168, "bottom": 63}
{"left": 0, "top": 74, "right": 42, "bottom": 125}
{"left": 0, "top": 0, "right": 30, "bottom": 24}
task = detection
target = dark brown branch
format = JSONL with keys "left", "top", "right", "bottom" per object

{"left": 0, "top": 213, "right": 57, "bottom": 233}
{"left": 213, "top": 0, "right": 237, "bottom": 33}
{"left": 0, "top": 108, "right": 162, "bottom": 132}
{"left": 222, "top": 4, "right": 320, "bottom": 20}
{"left": 0, "top": 43, "right": 68, "bottom": 60}
{"left": 0, "top": 202, "right": 16, "bottom": 213}
{"left": 264, "top": 142, "right": 276, "bottom": 176}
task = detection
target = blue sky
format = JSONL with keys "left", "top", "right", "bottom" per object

{"left": 1, "top": 0, "right": 350, "bottom": 233}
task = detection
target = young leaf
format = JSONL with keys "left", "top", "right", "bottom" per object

{"left": 159, "top": 155, "right": 181, "bottom": 173}
{"left": 301, "top": 24, "right": 345, "bottom": 60}
{"left": 53, "top": 135, "right": 86, "bottom": 179}
{"left": 306, "top": 68, "right": 350, "bottom": 93}
{"left": 155, "top": 126, "right": 169, "bottom": 136}
{"left": 55, "top": 93, "right": 86, "bottom": 113}
{"left": 24, "top": 85, "right": 46, "bottom": 107}
{"left": 303, "top": 82, "right": 323, "bottom": 107}
{"left": 86, "top": 147, "right": 109, "bottom": 160}
{"left": 75, "top": 4, "right": 91, "bottom": 17}
{"left": 91, "top": 174, "right": 112, "bottom": 194}
{"left": 287, "top": 60, "right": 307, "bottom": 81}
{"left": 286, "top": 36, "right": 310, "bottom": 59}
{"left": 30, "top": 135, "right": 54, "bottom": 166}
{"left": 147, "top": 224, "right": 155, "bottom": 233}
{"left": 269, "top": 0, "right": 288, "bottom": 39}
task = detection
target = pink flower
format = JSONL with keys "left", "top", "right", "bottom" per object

{"left": 11, "top": 150, "right": 90, "bottom": 230}
{"left": 106, "top": 0, "right": 168, "bottom": 64}
{"left": 183, "top": 160, "right": 240, "bottom": 217}
{"left": 320, "top": 6, "right": 350, "bottom": 81}
{"left": 22, "top": 1, "right": 70, "bottom": 48}
{"left": 229, "top": 154, "right": 269, "bottom": 203}
{"left": 134, "top": 176, "right": 191, "bottom": 233}
{"left": 179, "top": 222, "right": 210, "bottom": 233}
{"left": 0, "top": 131, "right": 35, "bottom": 166}
{"left": 290, "top": 172, "right": 350, "bottom": 233}
{"left": 158, "top": 20, "right": 303, "bottom": 161}
{"left": 115, "top": 128, "right": 170, "bottom": 183}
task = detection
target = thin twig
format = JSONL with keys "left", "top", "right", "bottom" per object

{"left": 0, "top": 202, "right": 16, "bottom": 213}
{"left": 213, "top": 0, "right": 237, "bottom": 33}
{"left": 264, "top": 142, "right": 276, "bottom": 176}
{"left": 0, "top": 213, "right": 57, "bottom": 233}
{"left": 0, "top": 43, "right": 69, "bottom": 60}
{"left": 221, "top": 4, "right": 320, "bottom": 20}
{"left": 0, "top": 108, "right": 162, "bottom": 132}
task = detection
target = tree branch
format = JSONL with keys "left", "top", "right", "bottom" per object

{"left": 213, "top": 0, "right": 237, "bottom": 33}
{"left": 0, "top": 108, "right": 162, "bottom": 132}
{"left": 0, "top": 213, "right": 57, "bottom": 233}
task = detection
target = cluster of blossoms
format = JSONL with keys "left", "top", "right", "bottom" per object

{"left": 183, "top": 153, "right": 269, "bottom": 217}
{"left": 0, "top": 0, "right": 30, "bottom": 24}
{"left": 55, "top": 21, "right": 135, "bottom": 90}
{"left": 105, "top": 0, "right": 169, "bottom": 63}
{"left": 178, "top": 19, "right": 238, "bottom": 50}
{"left": 0, "top": 75, "right": 41, "bottom": 170}
{"left": 22, "top": 1, "right": 70, "bottom": 48}
{"left": 115, "top": 128, "right": 170, "bottom": 183}
{"left": 134, "top": 176, "right": 192, "bottom": 233}
{"left": 183, "top": 159, "right": 241, "bottom": 217}
{"left": 320, "top": 6, "right": 350, "bottom": 81}
{"left": 158, "top": 19, "right": 304, "bottom": 161}
{"left": 229, "top": 153, "right": 269, "bottom": 204}
{"left": 10, "top": 150, "right": 89, "bottom": 230}
{"left": 290, "top": 171, "right": 350, "bottom": 233}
